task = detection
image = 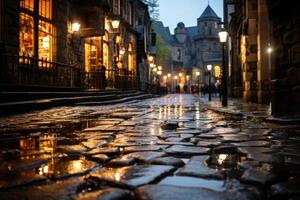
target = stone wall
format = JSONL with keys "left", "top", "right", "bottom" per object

{"left": 267, "top": 0, "right": 300, "bottom": 115}
{"left": 54, "top": 0, "right": 84, "bottom": 70}
{"left": 3, "top": 0, "right": 19, "bottom": 55}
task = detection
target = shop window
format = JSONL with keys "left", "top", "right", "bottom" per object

{"left": 39, "top": 0, "right": 52, "bottom": 19}
{"left": 20, "top": 0, "right": 34, "bottom": 11}
{"left": 84, "top": 37, "right": 102, "bottom": 72}
{"left": 38, "top": 20, "right": 55, "bottom": 61}
{"left": 19, "top": 13, "right": 34, "bottom": 56}
{"left": 19, "top": 0, "right": 55, "bottom": 63}
{"left": 128, "top": 43, "right": 134, "bottom": 72}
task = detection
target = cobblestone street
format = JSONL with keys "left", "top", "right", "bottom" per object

{"left": 0, "top": 94, "right": 300, "bottom": 200}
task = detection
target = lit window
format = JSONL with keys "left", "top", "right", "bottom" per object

{"left": 128, "top": 43, "right": 135, "bottom": 72}
{"left": 19, "top": 0, "right": 55, "bottom": 64}
{"left": 177, "top": 49, "right": 181, "bottom": 60}
{"left": 39, "top": 0, "right": 52, "bottom": 19}
{"left": 38, "top": 20, "right": 55, "bottom": 61}
{"left": 19, "top": 13, "right": 34, "bottom": 57}
{"left": 20, "top": 0, "right": 34, "bottom": 11}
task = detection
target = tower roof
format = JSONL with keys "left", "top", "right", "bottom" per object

{"left": 199, "top": 5, "right": 220, "bottom": 19}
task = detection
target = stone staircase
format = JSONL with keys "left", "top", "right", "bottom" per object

{"left": 0, "top": 90, "right": 152, "bottom": 116}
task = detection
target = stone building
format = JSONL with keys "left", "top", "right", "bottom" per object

{"left": 0, "top": 0, "right": 151, "bottom": 91}
{"left": 226, "top": 0, "right": 271, "bottom": 103}
{"left": 225, "top": 0, "right": 300, "bottom": 115}
{"left": 152, "top": 5, "right": 222, "bottom": 90}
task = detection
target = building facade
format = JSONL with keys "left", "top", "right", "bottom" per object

{"left": 226, "top": 0, "right": 300, "bottom": 115}
{"left": 152, "top": 5, "right": 222, "bottom": 91}
{"left": 0, "top": 0, "right": 151, "bottom": 91}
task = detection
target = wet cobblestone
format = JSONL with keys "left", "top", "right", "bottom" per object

{"left": 0, "top": 94, "right": 300, "bottom": 199}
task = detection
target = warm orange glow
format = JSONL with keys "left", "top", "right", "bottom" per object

{"left": 21, "top": 0, "right": 34, "bottom": 11}
{"left": 111, "top": 20, "right": 120, "bottom": 29}
{"left": 39, "top": 0, "right": 52, "bottom": 19}
{"left": 214, "top": 66, "right": 221, "bottom": 78}
{"left": 217, "top": 154, "right": 228, "bottom": 165}
{"left": 19, "top": 13, "right": 34, "bottom": 57}
{"left": 72, "top": 22, "right": 81, "bottom": 32}
{"left": 148, "top": 55, "right": 154, "bottom": 62}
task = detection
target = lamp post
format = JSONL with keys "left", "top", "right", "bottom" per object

{"left": 109, "top": 19, "right": 120, "bottom": 88}
{"left": 207, "top": 64, "right": 212, "bottom": 101}
{"left": 196, "top": 71, "right": 200, "bottom": 94}
{"left": 218, "top": 29, "right": 228, "bottom": 107}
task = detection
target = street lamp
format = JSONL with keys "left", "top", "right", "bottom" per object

{"left": 72, "top": 22, "right": 81, "bottom": 32}
{"left": 148, "top": 55, "right": 154, "bottom": 62}
{"left": 218, "top": 29, "right": 228, "bottom": 107}
{"left": 111, "top": 20, "right": 120, "bottom": 29}
{"left": 207, "top": 64, "right": 212, "bottom": 101}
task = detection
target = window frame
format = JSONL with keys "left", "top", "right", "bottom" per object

{"left": 19, "top": 0, "right": 56, "bottom": 62}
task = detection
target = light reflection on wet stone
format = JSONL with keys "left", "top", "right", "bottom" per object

{"left": 0, "top": 94, "right": 299, "bottom": 199}
{"left": 88, "top": 165, "right": 174, "bottom": 188}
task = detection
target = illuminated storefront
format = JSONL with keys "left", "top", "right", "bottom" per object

{"left": 19, "top": 0, "right": 55, "bottom": 62}
{"left": 84, "top": 31, "right": 110, "bottom": 75}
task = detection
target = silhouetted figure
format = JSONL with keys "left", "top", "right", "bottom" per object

{"left": 191, "top": 85, "right": 195, "bottom": 94}
{"left": 98, "top": 60, "right": 107, "bottom": 89}
{"left": 183, "top": 85, "right": 188, "bottom": 93}
{"left": 176, "top": 85, "right": 180, "bottom": 93}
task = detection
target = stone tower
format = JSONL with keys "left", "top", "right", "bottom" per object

{"left": 195, "top": 5, "right": 222, "bottom": 84}
{"left": 175, "top": 22, "right": 187, "bottom": 44}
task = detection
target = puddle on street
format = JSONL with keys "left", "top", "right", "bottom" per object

{"left": 208, "top": 153, "right": 247, "bottom": 179}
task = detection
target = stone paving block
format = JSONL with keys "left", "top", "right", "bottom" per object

{"left": 123, "top": 145, "right": 168, "bottom": 154}
{"left": 124, "top": 151, "right": 166, "bottom": 163}
{"left": 108, "top": 157, "right": 136, "bottom": 167}
{"left": 88, "top": 165, "right": 175, "bottom": 189}
{"left": 158, "top": 176, "right": 225, "bottom": 192}
{"left": 136, "top": 185, "right": 226, "bottom": 200}
{"left": 165, "top": 145, "right": 210, "bottom": 156}
{"left": 74, "top": 188, "right": 132, "bottom": 200}
{"left": 241, "top": 163, "right": 279, "bottom": 185}
{"left": 149, "top": 157, "right": 185, "bottom": 167}
{"left": 0, "top": 178, "right": 84, "bottom": 200}
{"left": 176, "top": 156, "right": 224, "bottom": 179}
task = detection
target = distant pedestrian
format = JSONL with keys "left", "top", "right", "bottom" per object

{"left": 191, "top": 85, "right": 195, "bottom": 94}
{"left": 183, "top": 85, "right": 188, "bottom": 93}
{"left": 176, "top": 85, "right": 180, "bottom": 93}
{"left": 98, "top": 60, "right": 107, "bottom": 89}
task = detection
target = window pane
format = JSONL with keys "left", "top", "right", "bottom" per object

{"left": 128, "top": 43, "right": 134, "bottom": 72}
{"left": 38, "top": 20, "right": 55, "bottom": 61}
{"left": 39, "top": 0, "right": 52, "bottom": 19}
{"left": 20, "top": 0, "right": 34, "bottom": 11}
{"left": 19, "top": 13, "right": 34, "bottom": 56}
